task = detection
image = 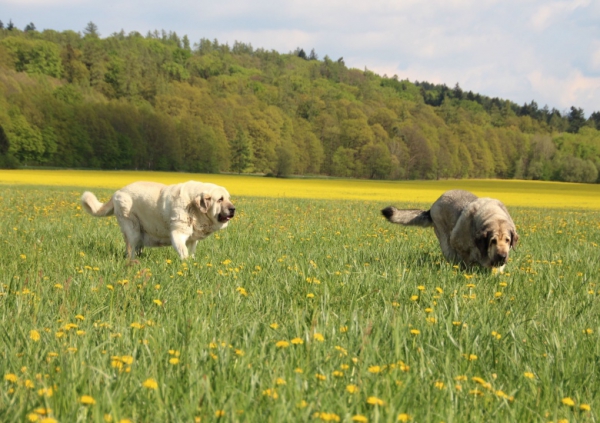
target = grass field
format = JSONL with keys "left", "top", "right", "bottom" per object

{"left": 1, "top": 171, "right": 600, "bottom": 422}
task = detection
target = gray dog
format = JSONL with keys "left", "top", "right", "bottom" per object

{"left": 382, "top": 189, "right": 518, "bottom": 270}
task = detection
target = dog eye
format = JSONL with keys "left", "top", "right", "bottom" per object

{"left": 218, "top": 197, "right": 223, "bottom": 202}
{"left": 491, "top": 239, "right": 497, "bottom": 245}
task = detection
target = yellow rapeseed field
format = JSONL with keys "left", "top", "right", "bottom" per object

{"left": 1, "top": 169, "right": 600, "bottom": 209}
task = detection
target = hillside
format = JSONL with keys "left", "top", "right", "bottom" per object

{"left": 1, "top": 24, "right": 599, "bottom": 182}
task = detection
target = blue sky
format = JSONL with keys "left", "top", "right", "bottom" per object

{"left": 2, "top": 0, "right": 599, "bottom": 115}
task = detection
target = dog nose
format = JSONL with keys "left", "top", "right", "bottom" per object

{"left": 229, "top": 207, "right": 236, "bottom": 216}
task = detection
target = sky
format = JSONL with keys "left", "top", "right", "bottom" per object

{"left": 2, "top": 0, "right": 599, "bottom": 116}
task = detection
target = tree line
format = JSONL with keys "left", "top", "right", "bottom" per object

{"left": 0, "top": 21, "right": 599, "bottom": 183}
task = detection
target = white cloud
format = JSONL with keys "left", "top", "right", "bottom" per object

{"left": 531, "top": 0, "right": 591, "bottom": 31}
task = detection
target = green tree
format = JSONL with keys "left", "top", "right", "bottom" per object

{"left": 7, "top": 113, "right": 45, "bottom": 163}
{"left": 361, "top": 142, "right": 392, "bottom": 179}
{"left": 229, "top": 129, "right": 252, "bottom": 173}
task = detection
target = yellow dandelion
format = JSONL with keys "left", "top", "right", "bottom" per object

{"left": 30, "top": 330, "right": 41, "bottom": 342}
{"left": 410, "top": 295, "right": 419, "bottom": 301}
{"left": 580, "top": 403, "right": 591, "bottom": 411}
{"left": 434, "top": 381, "right": 445, "bottom": 389}
{"left": 291, "top": 337, "right": 304, "bottom": 344}
{"left": 340, "top": 325, "right": 348, "bottom": 332}
{"left": 307, "top": 293, "right": 315, "bottom": 298}
{"left": 367, "top": 396, "right": 384, "bottom": 406}
{"left": 215, "top": 410, "right": 225, "bottom": 417}
{"left": 5, "top": 373, "right": 18, "bottom": 382}
{"left": 315, "top": 373, "right": 327, "bottom": 381}
{"left": 346, "top": 384, "right": 359, "bottom": 394}
{"left": 294, "top": 368, "right": 303, "bottom": 374}
{"left": 276, "top": 340, "right": 290, "bottom": 348}
{"left": 524, "top": 372, "right": 535, "bottom": 379}
{"left": 142, "top": 378, "right": 158, "bottom": 390}
{"left": 314, "top": 333, "right": 325, "bottom": 342}
{"left": 368, "top": 365, "right": 382, "bottom": 373}
{"left": 410, "top": 329, "right": 420, "bottom": 335}
{"left": 313, "top": 412, "right": 340, "bottom": 422}
{"left": 269, "top": 323, "right": 279, "bottom": 329}
{"left": 352, "top": 415, "right": 368, "bottom": 422}
{"left": 276, "top": 378, "right": 286, "bottom": 385}
{"left": 561, "top": 397, "right": 575, "bottom": 407}
{"left": 169, "top": 357, "right": 180, "bottom": 365}
{"left": 80, "top": 395, "right": 96, "bottom": 405}
{"left": 397, "top": 414, "right": 411, "bottom": 422}
{"left": 153, "top": 299, "right": 163, "bottom": 306}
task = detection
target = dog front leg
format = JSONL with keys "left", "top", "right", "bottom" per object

{"left": 170, "top": 232, "right": 190, "bottom": 259}
{"left": 186, "top": 239, "right": 199, "bottom": 258}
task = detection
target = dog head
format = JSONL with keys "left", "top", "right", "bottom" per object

{"left": 192, "top": 185, "right": 235, "bottom": 226}
{"left": 475, "top": 221, "right": 518, "bottom": 268}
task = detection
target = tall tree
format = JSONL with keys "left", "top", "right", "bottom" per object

{"left": 567, "top": 106, "right": 586, "bottom": 133}
{"left": 229, "top": 129, "right": 252, "bottom": 174}
{"left": 84, "top": 21, "right": 99, "bottom": 38}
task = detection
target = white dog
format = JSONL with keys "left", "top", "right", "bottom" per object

{"left": 81, "top": 180, "right": 235, "bottom": 260}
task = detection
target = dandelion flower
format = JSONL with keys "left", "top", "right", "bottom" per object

{"left": 368, "top": 365, "right": 382, "bottom": 373}
{"left": 276, "top": 340, "right": 290, "bottom": 348}
{"left": 30, "top": 330, "right": 41, "bottom": 342}
{"left": 153, "top": 299, "right": 163, "bottom": 306}
{"left": 410, "top": 329, "right": 420, "bottom": 335}
{"left": 313, "top": 412, "right": 340, "bottom": 422}
{"left": 169, "top": 358, "right": 180, "bottom": 365}
{"left": 314, "top": 333, "right": 324, "bottom": 342}
{"left": 561, "top": 397, "right": 575, "bottom": 407}
{"left": 346, "top": 384, "right": 359, "bottom": 394}
{"left": 142, "top": 378, "right": 158, "bottom": 390}
{"left": 80, "top": 395, "right": 96, "bottom": 405}
{"left": 367, "top": 396, "right": 384, "bottom": 406}
{"left": 269, "top": 323, "right": 279, "bottom": 329}
{"left": 580, "top": 404, "right": 591, "bottom": 411}
{"left": 215, "top": 410, "right": 225, "bottom": 417}
{"left": 291, "top": 337, "right": 304, "bottom": 344}
{"left": 397, "top": 414, "right": 411, "bottom": 422}
{"left": 352, "top": 415, "right": 368, "bottom": 422}
{"left": 4, "top": 373, "right": 18, "bottom": 382}
{"left": 315, "top": 373, "right": 326, "bottom": 381}
{"left": 524, "top": 372, "right": 535, "bottom": 379}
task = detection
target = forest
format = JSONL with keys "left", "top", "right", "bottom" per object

{"left": 1, "top": 21, "right": 599, "bottom": 183}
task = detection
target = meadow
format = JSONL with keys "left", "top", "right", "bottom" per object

{"left": 1, "top": 171, "right": 600, "bottom": 423}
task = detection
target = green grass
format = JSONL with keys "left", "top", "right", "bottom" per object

{"left": 1, "top": 185, "right": 600, "bottom": 422}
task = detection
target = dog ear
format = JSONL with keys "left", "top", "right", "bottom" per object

{"left": 510, "top": 229, "right": 519, "bottom": 250}
{"left": 193, "top": 193, "right": 212, "bottom": 213}
{"left": 474, "top": 231, "right": 490, "bottom": 258}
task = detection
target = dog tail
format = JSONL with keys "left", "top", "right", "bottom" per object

{"left": 381, "top": 206, "right": 433, "bottom": 227}
{"left": 81, "top": 191, "right": 114, "bottom": 217}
